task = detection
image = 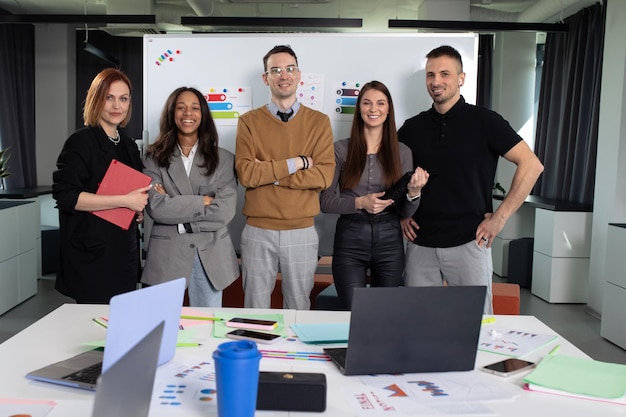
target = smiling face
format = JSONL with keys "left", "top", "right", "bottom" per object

{"left": 359, "top": 88, "right": 389, "bottom": 130}
{"left": 262, "top": 52, "right": 301, "bottom": 106}
{"left": 174, "top": 90, "right": 202, "bottom": 138}
{"left": 425, "top": 54, "right": 465, "bottom": 114}
{"left": 99, "top": 80, "right": 130, "bottom": 135}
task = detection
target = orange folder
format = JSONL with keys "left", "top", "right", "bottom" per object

{"left": 92, "top": 159, "right": 152, "bottom": 230}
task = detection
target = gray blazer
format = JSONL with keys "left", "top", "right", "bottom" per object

{"left": 141, "top": 147, "right": 239, "bottom": 291}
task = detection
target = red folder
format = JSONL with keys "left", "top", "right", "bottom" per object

{"left": 92, "top": 159, "right": 152, "bottom": 230}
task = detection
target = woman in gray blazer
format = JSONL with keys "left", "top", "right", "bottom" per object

{"left": 141, "top": 87, "right": 239, "bottom": 306}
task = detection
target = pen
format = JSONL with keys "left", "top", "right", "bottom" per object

{"left": 548, "top": 344, "right": 561, "bottom": 355}
{"left": 180, "top": 315, "right": 223, "bottom": 321}
{"left": 92, "top": 317, "right": 108, "bottom": 329}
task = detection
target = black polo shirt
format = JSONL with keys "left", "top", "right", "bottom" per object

{"left": 398, "top": 96, "right": 522, "bottom": 248}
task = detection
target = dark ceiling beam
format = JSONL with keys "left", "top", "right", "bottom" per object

{"left": 181, "top": 16, "right": 363, "bottom": 28}
{"left": 388, "top": 19, "right": 569, "bottom": 32}
{"left": 0, "top": 14, "right": 156, "bottom": 24}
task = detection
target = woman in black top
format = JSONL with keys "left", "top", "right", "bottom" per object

{"left": 53, "top": 68, "right": 151, "bottom": 304}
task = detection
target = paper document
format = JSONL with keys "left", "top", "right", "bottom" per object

{"left": 346, "top": 371, "right": 516, "bottom": 416}
{"left": 0, "top": 398, "right": 56, "bottom": 417}
{"left": 523, "top": 354, "right": 626, "bottom": 404}
{"left": 478, "top": 327, "right": 557, "bottom": 357}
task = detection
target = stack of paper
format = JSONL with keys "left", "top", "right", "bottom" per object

{"left": 523, "top": 354, "right": 626, "bottom": 405}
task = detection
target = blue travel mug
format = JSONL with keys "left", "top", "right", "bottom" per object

{"left": 212, "top": 340, "right": 262, "bottom": 417}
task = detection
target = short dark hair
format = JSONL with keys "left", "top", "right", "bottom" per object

{"left": 426, "top": 45, "right": 464, "bottom": 73}
{"left": 262, "top": 45, "right": 298, "bottom": 72}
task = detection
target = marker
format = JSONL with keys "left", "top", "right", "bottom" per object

{"left": 260, "top": 350, "right": 324, "bottom": 355}
{"left": 92, "top": 317, "right": 108, "bottom": 329}
{"left": 177, "top": 342, "right": 202, "bottom": 347}
{"left": 481, "top": 317, "right": 496, "bottom": 324}
{"left": 548, "top": 344, "right": 561, "bottom": 355}
{"left": 180, "top": 315, "right": 223, "bottom": 321}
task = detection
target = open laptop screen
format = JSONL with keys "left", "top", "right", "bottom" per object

{"left": 326, "top": 286, "right": 486, "bottom": 375}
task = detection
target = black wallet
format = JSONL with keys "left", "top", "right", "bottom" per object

{"left": 381, "top": 171, "right": 413, "bottom": 204}
{"left": 256, "top": 371, "right": 327, "bottom": 412}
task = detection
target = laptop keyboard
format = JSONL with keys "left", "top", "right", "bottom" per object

{"left": 323, "top": 347, "right": 348, "bottom": 368}
{"left": 63, "top": 362, "right": 102, "bottom": 384}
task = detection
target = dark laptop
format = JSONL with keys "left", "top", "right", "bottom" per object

{"left": 324, "top": 286, "right": 486, "bottom": 375}
{"left": 91, "top": 321, "right": 164, "bottom": 417}
{"left": 26, "top": 277, "right": 185, "bottom": 390}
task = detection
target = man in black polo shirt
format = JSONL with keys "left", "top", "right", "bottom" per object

{"left": 398, "top": 45, "right": 544, "bottom": 314}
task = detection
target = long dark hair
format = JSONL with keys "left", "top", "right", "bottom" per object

{"left": 145, "top": 87, "right": 219, "bottom": 176}
{"left": 340, "top": 80, "right": 402, "bottom": 190}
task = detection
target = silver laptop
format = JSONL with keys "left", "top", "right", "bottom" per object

{"left": 26, "top": 277, "right": 186, "bottom": 390}
{"left": 324, "top": 286, "right": 486, "bottom": 375}
{"left": 91, "top": 321, "right": 164, "bottom": 417}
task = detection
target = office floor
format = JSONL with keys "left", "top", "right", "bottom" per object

{"left": 1, "top": 276, "right": 625, "bottom": 365}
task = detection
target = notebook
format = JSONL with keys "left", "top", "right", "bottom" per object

{"left": 381, "top": 171, "right": 412, "bottom": 204}
{"left": 92, "top": 321, "right": 164, "bottom": 417}
{"left": 523, "top": 354, "right": 626, "bottom": 405}
{"left": 324, "top": 286, "right": 486, "bottom": 375}
{"left": 26, "top": 277, "right": 186, "bottom": 390}
{"left": 92, "top": 159, "right": 152, "bottom": 230}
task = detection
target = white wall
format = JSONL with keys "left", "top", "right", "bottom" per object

{"left": 588, "top": 0, "right": 626, "bottom": 315}
{"left": 34, "top": 24, "right": 75, "bottom": 187}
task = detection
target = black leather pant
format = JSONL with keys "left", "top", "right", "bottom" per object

{"left": 332, "top": 212, "right": 405, "bottom": 310}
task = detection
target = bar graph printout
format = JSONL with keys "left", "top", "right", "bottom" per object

{"left": 345, "top": 371, "right": 516, "bottom": 416}
{"left": 478, "top": 327, "right": 557, "bottom": 357}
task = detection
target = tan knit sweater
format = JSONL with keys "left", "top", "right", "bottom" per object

{"left": 235, "top": 105, "right": 335, "bottom": 230}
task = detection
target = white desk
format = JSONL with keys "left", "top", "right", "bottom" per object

{"left": 0, "top": 305, "right": 623, "bottom": 416}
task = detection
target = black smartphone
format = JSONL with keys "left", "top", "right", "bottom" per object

{"left": 225, "top": 317, "right": 278, "bottom": 331}
{"left": 226, "top": 329, "right": 282, "bottom": 344}
{"left": 480, "top": 358, "right": 535, "bottom": 377}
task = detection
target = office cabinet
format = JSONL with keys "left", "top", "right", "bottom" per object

{"left": 0, "top": 201, "right": 38, "bottom": 315}
{"left": 531, "top": 208, "right": 592, "bottom": 303}
{"left": 600, "top": 224, "right": 626, "bottom": 349}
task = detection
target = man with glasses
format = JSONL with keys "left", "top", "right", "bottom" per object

{"left": 235, "top": 45, "right": 335, "bottom": 310}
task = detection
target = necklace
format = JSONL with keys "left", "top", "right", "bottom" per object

{"left": 107, "top": 130, "right": 120, "bottom": 145}
{"left": 179, "top": 140, "right": 198, "bottom": 149}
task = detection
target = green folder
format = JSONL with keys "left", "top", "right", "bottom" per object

{"left": 523, "top": 354, "right": 626, "bottom": 401}
{"left": 290, "top": 323, "right": 349, "bottom": 344}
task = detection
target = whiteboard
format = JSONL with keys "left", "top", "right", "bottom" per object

{"left": 143, "top": 33, "right": 478, "bottom": 254}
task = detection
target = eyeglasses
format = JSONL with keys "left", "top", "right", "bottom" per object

{"left": 265, "top": 66, "right": 299, "bottom": 78}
